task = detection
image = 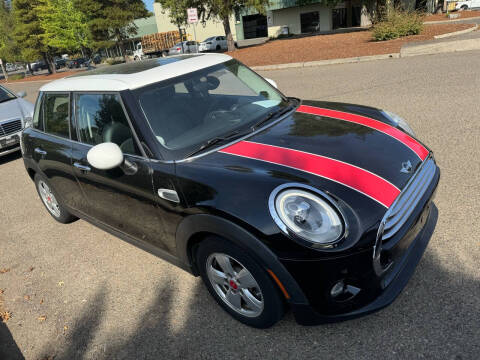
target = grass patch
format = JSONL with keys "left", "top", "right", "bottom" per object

{"left": 7, "top": 73, "right": 25, "bottom": 81}
{"left": 373, "top": 10, "right": 425, "bottom": 41}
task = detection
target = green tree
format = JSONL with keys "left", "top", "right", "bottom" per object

{"left": 73, "top": 0, "right": 149, "bottom": 58}
{"left": 0, "top": 1, "right": 21, "bottom": 65}
{"left": 38, "top": 0, "right": 92, "bottom": 55}
{"left": 12, "top": 0, "right": 57, "bottom": 73}
{"left": 156, "top": 0, "right": 270, "bottom": 51}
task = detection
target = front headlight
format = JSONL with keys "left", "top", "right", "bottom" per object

{"left": 269, "top": 186, "right": 345, "bottom": 246}
{"left": 23, "top": 116, "right": 33, "bottom": 129}
{"left": 381, "top": 110, "right": 415, "bottom": 137}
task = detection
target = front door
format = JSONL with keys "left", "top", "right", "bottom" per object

{"left": 69, "top": 92, "right": 173, "bottom": 252}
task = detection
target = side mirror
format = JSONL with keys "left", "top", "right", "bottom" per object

{"left": 87, "top": 142, "right": 124, "bottom": 170}
{"left": 265, "top": 78, "right": 278, "bottom": 89}
{"left": 17, "top": 91, "right": 27, "bottom": 98}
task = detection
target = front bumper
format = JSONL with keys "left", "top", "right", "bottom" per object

{"left": 0, "top": 133, "right": 21, "bottom": 156}
{"left": 289, "top": 202, "right": 438, "bottom": 325}
{"left": 283, "top": 163, "right": 440, "bottom": 325}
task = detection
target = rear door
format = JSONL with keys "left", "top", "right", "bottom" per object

{"left": 26, "top": 92, "right": 85, "bottom": 210}
{"left": 69, "top": 92, "right": 173, "bottom": 252}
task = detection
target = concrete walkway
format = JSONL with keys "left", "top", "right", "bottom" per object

{"left": 400, "top": 28, "right": 480, "bottom": 57}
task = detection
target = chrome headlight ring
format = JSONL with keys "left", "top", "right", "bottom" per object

{"left": 268, "top": 183, "right": 347, "bottom": 249}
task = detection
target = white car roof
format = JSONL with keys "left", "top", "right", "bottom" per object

{"left": 40, "top": 53, "right": 232, "bottom": 92}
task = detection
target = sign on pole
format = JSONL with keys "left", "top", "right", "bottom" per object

{"left": 187, "top": 8, "right": 198, "bottom": 53}
{"left": 187, "top": 8, "right": 198, "bottom": 24}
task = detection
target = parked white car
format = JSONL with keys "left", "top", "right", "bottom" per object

{"left": 456, "top": 0, "right": 480, "bottom": 10}
{"left": 168, "top": 41, "right": 199, "bottom": 55}
{"left": 199, "top": 36, "right": 228, "bottom": 52}
{"left": 0, "top": 85, "right": 34, "bottom": 156}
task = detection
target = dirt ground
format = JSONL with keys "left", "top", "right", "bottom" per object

{"left": 425, "top": 9, "right": 480, "bottom": 22}
{"left": 228, "top": 23, "right": 476, "bottom": 67}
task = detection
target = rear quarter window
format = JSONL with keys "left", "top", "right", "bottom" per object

{"left": 43, "top": 93, "right": 70, "bottom": 138}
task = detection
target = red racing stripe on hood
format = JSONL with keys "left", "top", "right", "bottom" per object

{"left": 219, "top": 141, "right": 400, "bottom": 208}
{"left": 296, "top": 105, "right": 429, "bottom": 161}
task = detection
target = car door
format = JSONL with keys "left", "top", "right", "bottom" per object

{"left": 69, "top": 92, "right": 176, "bottom": 253}
{"left": 219, "top": 36, "right": 227, "bottom": 49}
{"left": 25, "top": 92, "right": 86, "bottom": 210}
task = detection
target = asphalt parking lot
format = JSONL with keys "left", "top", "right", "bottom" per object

{"left": 1, "top": 50, "right": 479, "bottom": 360}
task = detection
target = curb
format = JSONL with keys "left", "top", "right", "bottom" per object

{"left": 400, "top": 37, "right": 480, "bottom": 57}
{"left": 433, "top": 23, "right": 478, "bottom": 38}
{"left": 251, "top": 53, "right": 400, "bottom": 71}
{"left": 424, "top": 15, "right": 480, "bottom": 24}
{"left": 0, "top": 79, "right": 53, "bottom": 85}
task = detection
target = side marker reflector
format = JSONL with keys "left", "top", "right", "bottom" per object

{"left": 267, "top": 269, "right": 291, "bottom": 300}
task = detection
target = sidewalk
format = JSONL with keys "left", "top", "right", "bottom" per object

{"left": 401, "top": 27, "right": 480, "bottom": 57}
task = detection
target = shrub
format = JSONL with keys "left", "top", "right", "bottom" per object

{"left": 105, "top": 57, "right": 124, "bottom": 66}
{"left": 8, "top": 73, "right": 25, "bottom": 81}
{"left": 372, "top": 10, "right": 425, "bottom": 41}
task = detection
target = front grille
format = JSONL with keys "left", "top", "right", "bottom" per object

{"left": 0, "top": 119, "right": 22, "bottom": 136}
{"left": 381, "top": 156, "right": 436, "bottom": 241}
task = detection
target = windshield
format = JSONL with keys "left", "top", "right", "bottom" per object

{"left": 204, "top": 37, "right": 215, "bottom": 42}
{"left": 135, "top": 59, "right": 290, "bottom": 160}
{"left": 0, "top": 86, "right": 16, "bottom": 103}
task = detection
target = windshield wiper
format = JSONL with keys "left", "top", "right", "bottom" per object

{"left": 186, "top": 130, "right": 242, "bottom": 158}
{"left": 251, "top": 103, "right": 295, "bottom": 131}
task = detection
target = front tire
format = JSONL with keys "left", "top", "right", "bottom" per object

{"left": 196, "top": 236, "right": 285, "bottom": 328}
{"left": 34, "top": 174, "right": 77, "bottom": 224}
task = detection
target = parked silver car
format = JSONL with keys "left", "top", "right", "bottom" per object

{"left": 0, "top": 85, "right": 34, "bottom": 156}
{"left": 168, "top": 41, "right": 199, "bottom": 55}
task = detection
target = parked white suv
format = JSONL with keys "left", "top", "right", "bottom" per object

{"left": 199, "top": 36, "right": 227, "bottom": 52}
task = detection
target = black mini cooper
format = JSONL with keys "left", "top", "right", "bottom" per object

{"left": 21, "top": 54, "right": 439, "bottom": 328}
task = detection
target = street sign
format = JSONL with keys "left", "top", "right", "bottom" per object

{"left": 187, "top": 8, "right": 198, "bottom": 24}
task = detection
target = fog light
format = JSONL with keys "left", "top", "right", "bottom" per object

{"left": 330, "top": 280, "right": 346, "bottom": 298}
{"left": 330, "top": 280, "right": 361, "bottom": 302}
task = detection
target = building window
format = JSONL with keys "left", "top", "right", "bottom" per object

{"left": 242, "top": 14, "right": 268, "bottom": 39}
{"left": 300, "top": 11, "right": 320, "bottom": 33}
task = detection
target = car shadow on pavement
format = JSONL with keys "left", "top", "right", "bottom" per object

{"left": 0, "top": 151, "right": 21, "bottom": 165}
{"left": 32, "top": 247, "right": 479, "bottom": 360}
{"left": 0, "top": 322, "right": 24, "bottom": 360}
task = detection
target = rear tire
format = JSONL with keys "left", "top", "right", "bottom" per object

{"left": 216, "top": 45, "right": 221, "bottom": 51}
{"left": 34, "top": 173, "right": 77, "bottom": 224}
{"left": 196, "top": 236, "right": 285, "bottom": 328}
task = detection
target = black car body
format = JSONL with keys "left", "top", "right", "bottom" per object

{"left": 67, "top": 58, "right": 90, "bottom": 69}
{"left": 31, "top": 60, "right": 48, "bottom": 72}
{"left": 21, "top": 55, "right": 439, "bottom": 328}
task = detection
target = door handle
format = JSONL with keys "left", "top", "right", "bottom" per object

{"left": 73, "top": 162, "right": 91, "bottom": 173}
{"left": 34, "top": 147, "right": 47, "bottom": 155}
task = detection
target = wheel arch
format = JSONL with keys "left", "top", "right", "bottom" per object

{"left": 26, "top": 167, "right": 36, "bottom": 181}
{"left": 175, "top": 214, "right": 309, "bottom": 305}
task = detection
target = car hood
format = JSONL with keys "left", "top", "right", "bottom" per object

{"left": 0, "top": 98, "right": 32, "bottom": 123}
{"left": 243, "top": 100, "right": 428, "bottom": 190}
{"left": 176, "top": 100, "right": 431, "bottom": 235}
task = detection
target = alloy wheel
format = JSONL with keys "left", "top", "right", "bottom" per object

{"left": 38, "top": 180, "right": 61, "bottom": 218}
{"left": 206, "top": 253, "right": 264, "bottom": 317}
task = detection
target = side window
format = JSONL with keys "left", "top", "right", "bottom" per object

{"left": 32, "top": 93, "right": 44, "bottom": 131}
{"left": 43, "top": 93, "right": 70, "bottom": 138}
{"left": 74, "top": 93, "right": 140, "bottom": 155}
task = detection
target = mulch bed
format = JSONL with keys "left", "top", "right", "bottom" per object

{"left": 424, "top": 9, "right": 480, "bottom": 22}
{"left": 228, "top": 23, "right": 476, "bottom": 67}
{"left": 0, "top": 70, "right": 85, "bottom": 84}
